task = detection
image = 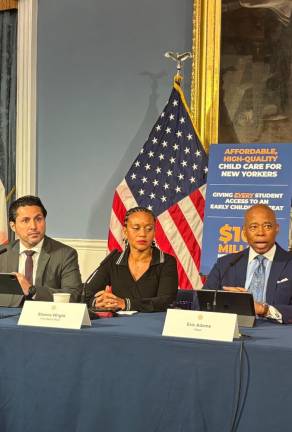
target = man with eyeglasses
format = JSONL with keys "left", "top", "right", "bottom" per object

{"left": 203, "top": 204, "right": 292, "bottom": 323}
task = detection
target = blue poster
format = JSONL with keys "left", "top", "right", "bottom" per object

{"left": 201, "top": 143, "right": 292, "bottom": 275}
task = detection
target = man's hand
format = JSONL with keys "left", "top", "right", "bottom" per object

{"left": 12, "top": 272, "right": 31, "bottom": 296}
{"left": 254, "top": 302, "right": 268, "bottom": 316}
{"left": 223, "top": 286, "right": 247, "bottom": 293}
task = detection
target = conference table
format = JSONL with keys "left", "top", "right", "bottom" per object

{"left": 0, "top": 308, "right": 291, "bottom": 432}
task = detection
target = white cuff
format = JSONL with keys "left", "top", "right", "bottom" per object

{"left": 266, "top": 305, "right": 282, "bottom": 323}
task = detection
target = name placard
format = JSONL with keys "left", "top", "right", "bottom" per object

{"left": 18, "top": 301, "right": 91, "bottom": 330}
{"left": 162, "top": 309, "right": 239, "bottom": 342}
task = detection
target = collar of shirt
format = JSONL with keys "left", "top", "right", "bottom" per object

{"left": 116, "top": 246, "right": 165, "bottom": 266}
{"left": 19, "top": 238, "right": 44, "bottom": 256}
{"left": 248, "top": 243, "right": 276, "bottom": 264}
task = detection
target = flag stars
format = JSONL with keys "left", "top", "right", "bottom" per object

{"left": 156, "top": 125, "right": 161, "bottom": 131}
{"left": 173, "top": 99, "right": 178, "bottom": 107}
{"left": 140, "top": 148, "right": 144, "bottom": 154}
{"left": 149, "top": 192, "right": 156, "bottom": 199}
{"left": 195, "top": 150, "right": 201, "bottom": 157}
{"left": 166, "top": 169, "right": 173, "bottom": 176}
{"left": 163, "top": 183, "right": 169, "bottom": 190}
{"left": 153, "top": 179, "right": 159, "bottom": 186}
{"left": 179, "top": 117, "right": 185, "bottom": 124}
{"left": 147, "top": 205, "right": 153, "bottom": 211}
{"left": 145, "top": 163, "right": 151, "bottom": 171}
{"left": 156, "top": 167, "right": 162, "bottom": 174}
{"left": 131, "top": 173, "right": 136, "bottom": 180}
{"left": 193, "top": 163, "right": 198, "bottom": 170}
{"left": 189, "top": 176, "right": 196, "bottom": 184}
{"left": 161, "top": 196, "right": 167, "bottom": 202}
{"left": 178, "top": 173, "right": 184, "bottom": 180}
{"left": 135, "top": 161, "right": 140, "bottom": 167}
{"left": 138, "top": 189, "right": 145, "bottom": 196}
{"left": 148, "top": 151, "right": 154, "bottom": 158}
{"left": 173, "top": 143, "right": 179, "bottom": 150}
{"left": 187, "top": 133, "right": 193, "bottom": 141}
{"left": 152, "top": 137, "right": 158, "bottom": 144}
{"left": 204, "top": 166, "right": 208, "bottom": 173}
{"left": 159, "top": 154, "right": 164, "bottom": 160}
{"left": 166, "top": 127, "right": 171, "bottom": 134}
{"left": 176, "top": 131, "right": 182, "bottom": 138}
{"left": 184, "top": 147, "right": 190, "bottom": 154}
{"left": 181, "top": 160, "right": 187, "bottom": 167}
{"left": 161, "top": 141, "right": 168, "bottom": 148}
{"left": 141, "top": 177, "right": 148, "bottom": 183}
{"left": 169, "top": 114, "right": 175, "bottom": 121}
{"left": 175, "top": 186, "right": 181, "bottom": 193}
{"left": 169, "top": 157, "right": 176, "bottom": 164}
{"left": 161, "top": 112, "right": 165, "bottom": 118}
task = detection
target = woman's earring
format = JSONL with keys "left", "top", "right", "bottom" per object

{"left": 151, "top": 240, "right": 156, "bottom": 248}
{"left": 123, "top": 238, "right": 129, "bottom": 249}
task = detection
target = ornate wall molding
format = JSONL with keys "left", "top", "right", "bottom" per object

{"left": 54, "top": 238, "right": 108, "bottom": 282}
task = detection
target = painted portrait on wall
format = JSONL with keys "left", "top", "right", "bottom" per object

{"left": 219, "top": 1, "right": 292, "bottom": 143}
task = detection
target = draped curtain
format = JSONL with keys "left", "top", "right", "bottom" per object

{"left": 0, "top": 3, "right": 17, "bottom": 205}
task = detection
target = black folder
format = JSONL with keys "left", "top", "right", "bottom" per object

{"left": 196, "top": 289, "right": 255, "bottom": 327}
{"left": 0, "top": 273, "right": 23, "bottom": 295}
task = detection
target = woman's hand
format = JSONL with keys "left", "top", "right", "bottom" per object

{"left": 94, "top": 286, "right": 125, "bottom": 310}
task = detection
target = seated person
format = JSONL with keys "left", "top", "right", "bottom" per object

{"left": 0, "top": 195, "right": 82, "bottom": 306}
{"left": 85, "top": 206, "right": 178, "bottom": 312}
{"left": 203, "top": 204, "right": 292, "bottom": 324}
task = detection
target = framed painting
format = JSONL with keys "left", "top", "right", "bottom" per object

{"left": 191, "top": 0, "right": 292, "bottom": 148}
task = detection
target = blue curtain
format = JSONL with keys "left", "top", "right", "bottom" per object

{"left": 0, "top": 9, "right": 17, "bottom": 201}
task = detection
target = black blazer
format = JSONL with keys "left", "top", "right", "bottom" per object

{"left": 85, "top": 247, "right": 178, "bottom": 312}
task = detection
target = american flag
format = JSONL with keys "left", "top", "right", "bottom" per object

{"left": 108, "top": 77, "right": 208, "bottom": 289}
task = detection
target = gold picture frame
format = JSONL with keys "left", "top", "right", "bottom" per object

{"left": 191, "top": 0, "right": 221, "bottom": 151}
{"left": 191, "top": 1, "right": 292, "bottom": 150}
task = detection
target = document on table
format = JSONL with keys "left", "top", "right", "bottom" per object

{"left": 116, "top": 311, "right": 138, "bottom": 316}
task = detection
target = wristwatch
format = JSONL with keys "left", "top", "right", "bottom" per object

{"left": 28, "top": 285, "right": 36, "bottom": 297}
{"left": 262, "top": 303, "right": 269, "bottom": 316}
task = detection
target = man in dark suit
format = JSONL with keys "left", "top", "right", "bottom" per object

{"left": 203, "top": 204, "right": 292, "bottom": 324}
{"left": 0, "top": 195, "right": 82, "bottom": 306}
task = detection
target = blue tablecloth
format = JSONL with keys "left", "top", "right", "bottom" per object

{"left": 0, "top": 309, "right": 291, "bottom": 432}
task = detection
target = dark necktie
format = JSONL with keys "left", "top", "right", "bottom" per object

{"left": 249, "top": 255, "right": 266, "bottom": 303}
{"left": 24, "top": 250, "right": 35, "bottom": 285}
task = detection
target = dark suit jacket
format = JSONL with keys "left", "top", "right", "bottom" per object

{"left": 0, "top": 236, "right": 82, "bottom": 306}
{"left": 203, "top": 244, "right": 292, "bottom": 324}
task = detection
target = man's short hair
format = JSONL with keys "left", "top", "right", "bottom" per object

{"left": 9, "top": 195, "right": 47, "bottom": 222}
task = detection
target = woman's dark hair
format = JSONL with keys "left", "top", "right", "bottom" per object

{"left": 9, "top": 195, "right": 47, "bottom": 222}
{"left": 123, "top": 206, "right": 156, "bottom": 226}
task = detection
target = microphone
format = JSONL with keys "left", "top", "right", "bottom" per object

{"left": 81, "top": 249, "right": 117, "bottom": 304}
{"left": 213, "top": 251, "right": 245, "bottom": 311}
{"left": 220, "top": 251, "right": 245, "bottom": 285}
{"left": 0, "top": 247, "right": 7, "bottom": 255}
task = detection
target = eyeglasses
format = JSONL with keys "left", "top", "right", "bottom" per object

{"left": 247, "top": 223, "right": 274, "bottom": 232}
